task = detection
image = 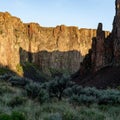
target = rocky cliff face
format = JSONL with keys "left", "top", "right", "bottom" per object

{"left": 91, "top": 0, "right": 120, "bottom": 72}
{"left": 91, "top": 23, "right": 106, "bottom": 72}
{"left": 76, "top": 0, "right": 120, "bottom": 78}
{"left": 0, "top": 12, "right": 110, "bottom": 75}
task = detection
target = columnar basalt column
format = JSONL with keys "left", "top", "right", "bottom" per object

{"left": 113, "top": 0, "right": 120, "bottom": 65}
{"left": 91, "top": 23, "right": 105, "bottom": 71}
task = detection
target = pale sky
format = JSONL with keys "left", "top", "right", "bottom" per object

{"left": 0, "top": 0, "right": 115, "bottom": 31}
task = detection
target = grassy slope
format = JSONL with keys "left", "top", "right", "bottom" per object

{"left": 0, "top": 80, "right": 120, "bottom": 120}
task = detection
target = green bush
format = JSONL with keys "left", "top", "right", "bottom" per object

{"left": 68, "top": 86, "right": 120, "bottom": 105}
{"left": 0, "top": 73, "right": 12, "bottom": 81}
{"left": 0, "top": 87, "right": 8, "bottom": 95}
{"left": 8, "top": 76, "right": 30, "bottom": 87}
{"left": 25, "top": 82, "right": 41, "bottom": 98}
{"left": 0, "top": 112, "right": 26, "bottom": 120}
{"left": 0, "top": 114, "right": 11, "bottom": 120}
{"left": 80, "top": 87, "right": 100, "bottom": 97}
{"left": 98, "top": 90, "right": 119, "bottom": 105}
{"left": 25, "top": 82, "right": 49, "bottom": 103}
{"left": 70, "top": 95, "right": 97, "bottom": 105}
{"left": 64, "top": 85, "right": 83, "bottom": 97}
{"left": 79, "top": 109, "right": 105, "bottom": 120}
{"left": 11, "top": 111, "right": 26, "bottom": 120}
{"left": 62, "top": 110, "right": 79, "bottom": 120}
{"left": 0, "top": 67, "right": 12, "bottom": 75}
{"left": 8, "top": 96, "right": 26, "bottom": 107}
{"left": 38, "top": 89, "right": 49, "bottom": 104}
{"left": 44, "top": 113, "right": 62, "bottom": 120}
{"left": 47, "top": 73, "right": 72, "bottom": 100}
{"left": 98, "top": 90, "right": 120, "bottom": 105}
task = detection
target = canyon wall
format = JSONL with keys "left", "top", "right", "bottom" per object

{"left": 0, "top": 12, "right": 109, "bottom": 75}
{"left": 78, "top": 0, "right": 120, "bottom": 77}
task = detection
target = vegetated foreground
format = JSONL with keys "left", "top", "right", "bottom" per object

{"left": 0, "top": 70, "right": 120, "bottom": 120}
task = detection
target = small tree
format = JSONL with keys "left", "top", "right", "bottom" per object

{"left": 47, "top": 73, "right": 73, "bottom": 100}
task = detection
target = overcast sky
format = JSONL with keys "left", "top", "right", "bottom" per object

{"left": 0, "top": 0, "right": 115, "bottom": 31}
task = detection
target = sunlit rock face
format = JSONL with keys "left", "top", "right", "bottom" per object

{"left": 0, "top": 12, "right": 30, "bottom": 71}
{"left": 0, "top": 12, "right": 110, "bottom": 74}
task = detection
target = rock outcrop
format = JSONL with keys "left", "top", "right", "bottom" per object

{"left": 0, "top": 12, "right": 110, "bottom": 75}
{"left": 90, "top": 0, "right": 120, "bottom": 71}
{"left": 73, "top": 0, "right": 120, "bottom": 88}
{"left": 112, "top": 0, "right": 120, "bottom": 65}
{"left": 91, "top": 23, "right": 106, "bottom": 72}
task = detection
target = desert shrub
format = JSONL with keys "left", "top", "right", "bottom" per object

{"left": 0, "top": 112, "right": 26, "bottom": 120}
{"left": 64, "top": 85, "right": 83, "bottom": 97}
{"left": 62, "top": 110, "right": 79, "bottom": 120}
{"left": 63, "top": 87, "right": 73, "bottom": 97}
{"left": 0, "top": 73, "right": 12, "bottom": 81}
{"left": 79, "top": 109, "right": 105, "bottom": 120}
{"left": 0, "top": 83, "right": 16, "bottom": 96}
{"left": 11, "top": 111, "right": 26, "bottom": 120}
{"left": 0, "top": 87, "right": 8, "bottom": 95}
{"left": 64, "top": 86, "right": 100, "bottom": 98}
{"left": 67, "top": 86, "right": 120, "bottom": 105}
{"left": 98, "top": 105, "right": 111, "bottom": 111}
{"left": 25, "top": 82, "right": 41, "bottom": 98}
{"left": 98, "top": 89, "right": 120, "bottom": 105}
{"left": 69, "top": 95, "right": 80, "bottom": 105}
{"left": 0, "top": 67, "right": 12, "bottom": 75}
{"left": 25, "top": 82, "right": 49, "bottom": 103}
{"left": 47, "top": 73, "right": 72, "bottom": 100}
{"left": 38, "top": 89, "right": 49, "bottom": 104}
{"left": 8, "top": 76, "right": 30, "bottom": 87}
{"left": 65, "top": 86, "right": 99, "bottom": 105}
{"left": 80, "top": 87, "right": 100, "bottom": 97}
{"left": 44, "top": 113, "right": 62, "bottom": 120}
{"left": 69, "top": 95, "right": 97, "bottom": 105}
{"left": 0, "top": 114, "right": 11, "bottom": 120}
{"left": 8, "top": 96, "right": 26, "bottom": 107}
{"left": 77, "top": 95, "right": 97, "bottom": 104}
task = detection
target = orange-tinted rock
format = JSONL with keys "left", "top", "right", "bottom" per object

{"left": 0, "top": 12, "right": 110, "bottom": 74}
